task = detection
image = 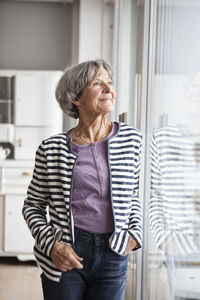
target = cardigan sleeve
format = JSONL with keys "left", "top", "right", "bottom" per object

{"left": 128, "top": 134, "right": 143, "bottom": 250}
{"left": 22, "top": 140, "right": 63, "bottom": 258}
{"left": 149, "top": 133, "right": 169, "bottom": 250}
{"left": 149, "top": 132, "right": 198, "bottom": 255}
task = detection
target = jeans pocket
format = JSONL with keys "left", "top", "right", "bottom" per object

{"left": 107, "top": 247, "right": 128, "bottom": 261}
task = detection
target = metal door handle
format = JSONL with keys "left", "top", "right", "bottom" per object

{"left": 17, "top": 139, "right": 22, "bottom": 147}
{"left": 22, "top": 171, "right": 32, "bottom": 176}
{"left": 119, "top": 112, "right": 127, "bottom": 123}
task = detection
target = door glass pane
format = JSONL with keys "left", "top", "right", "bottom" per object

{"left": 0, "top": 77, "right": 14, "bottom": 123}
{"left": 145, "top": 0, "right": 200, "bottom": 299}
{"left": 114, "top": 0, "right": 142, "bottom": 127}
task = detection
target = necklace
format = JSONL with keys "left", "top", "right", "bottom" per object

{"left": 73, "top": 122, "right": 111, "bottom": 145}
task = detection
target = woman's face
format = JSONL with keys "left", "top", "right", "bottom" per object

{"left": 74, "top": 68, "right": 116, "bottom": 116}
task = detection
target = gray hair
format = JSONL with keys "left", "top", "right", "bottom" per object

{"left": 55, "top": 59, "right": 114, "bottom": 119}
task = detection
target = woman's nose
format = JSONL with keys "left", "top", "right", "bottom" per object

{"left": 102, "top": 83, "right": 112, "bottom": 92}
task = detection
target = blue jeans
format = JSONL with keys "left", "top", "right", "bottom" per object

{"left": 41, "top": 227, "right": 128, "bottom": 300}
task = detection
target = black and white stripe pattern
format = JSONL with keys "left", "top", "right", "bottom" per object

{"left": 150, "top": 126, "right": 199, "bottom": 256}
{"left": 23, "top": 122, "right": 143, "bottom": 282}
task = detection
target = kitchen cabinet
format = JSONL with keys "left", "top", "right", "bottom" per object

{"left": 0, "top": 195, "right": 4, "bottom": 254}
{"left": 4, "top": 195, "right": 34, "bottom": 253}
{"left": 15, "top": 126, "right": 61, "bottom": 160}
{"left": 15, "top": 73, "right": 62, "bottom": 127}
{"left": 0, "top": 70, "right": 63, "bottom": 259}
{"left": 0, "top": 76, "right": 14, "bottom": 124}
{"left": 2, "top": 166, "right": 32, "bottom": 194}
{"left": 0, "top": 160, "right": 35, "bottom": 258}
{"left": 0, "top": 70, "right": 63, "bottom": 160}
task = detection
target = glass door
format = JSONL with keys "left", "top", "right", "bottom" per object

{"left": 113, "top": 0, "right": 145, "bottom": 127}
{"left": 142, "top": 0, "right": 200, "bottom": 299}
{"left": 112, "top": 1, "right": 149, "bottom": 299}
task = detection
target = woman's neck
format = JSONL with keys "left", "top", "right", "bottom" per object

{"left": 72, "top": 115, "right": 111, "bottom": 144}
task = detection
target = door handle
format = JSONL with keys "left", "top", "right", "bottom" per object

{"left": 119, "top": 112, "right": 127, "bottom": 123}
{"left": 17, "top": 138, "right": 22, "bottom": 147}
{"left": 22, "top": 171, "right": 32, "bottom": 176}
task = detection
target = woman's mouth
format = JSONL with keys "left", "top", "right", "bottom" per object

{"left": 99, "top": 98, "right": 112, "bottom": 102}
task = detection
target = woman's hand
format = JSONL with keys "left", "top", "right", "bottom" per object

{"left": 51, "top": 241, "right": 83, "bottom": 272}
{"left": 123, "top": 236, "right": 139, "bottom": 256}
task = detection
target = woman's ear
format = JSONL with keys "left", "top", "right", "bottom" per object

{"left": 72, "top": 99, "right": 81, "bottom": 107}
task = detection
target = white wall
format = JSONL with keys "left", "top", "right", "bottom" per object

{"left": 78, "top": 0, "right": 114, "bottom": 63}
{"left": 0, "top": 1, "right": 72, "bottom": 70}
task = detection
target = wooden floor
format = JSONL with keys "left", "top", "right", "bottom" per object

{"left": 0, "top": 257, "right": 136, "bottom": 300}
{"left": 0, "top": 257, "right": 43, "bottom": 300}
{"left": 0, "top": 257, "right": 171, "bottom": 300}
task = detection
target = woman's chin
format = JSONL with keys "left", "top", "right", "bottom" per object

{"left": 98, "top": 105, "right": 115, "bottom": 114}
{"left": 99, "top": 109, "right": 114, "bottom": 115}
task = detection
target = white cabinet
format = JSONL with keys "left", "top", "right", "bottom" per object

{"left": 0, "top": 70, "right": 63, "bottom": 259}
{"left": 0, "top": 195, "right": 4, "bottom": 253}
{"left": 15, "top": 73, "right": 62, "bottom": 127}
{"left": 4, "top": 195, "right": 34, "bottom": 253}
{"left": 13, "top": 71, "right": 63, "bottom": 160}
{"left": 0, "top": 70, "right": 63, "bottom": 160}
{"left": 2, "top": 166, "right": 32, "bottom": 194}
{"left": 15, "top": 126, "right": 61, "bottom": 160}
{"left": 0, "top": 161, "right": 35, "bottom": 257}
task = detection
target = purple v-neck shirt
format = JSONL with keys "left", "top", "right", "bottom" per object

{"left": 69, "top": 122, "right": 118, "bottom": 233}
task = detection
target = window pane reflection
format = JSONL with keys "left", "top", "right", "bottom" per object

{"left": 147, "top": 1, "right": 200, "bottom": 299}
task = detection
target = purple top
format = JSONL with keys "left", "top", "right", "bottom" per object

{"left": 69, "top": 122, "right": 118, "bottom": 233}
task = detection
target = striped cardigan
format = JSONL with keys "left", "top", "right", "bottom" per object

{"left": 150, "top": 126, "right": 199, "bottom": 256}
{"left": 22, "top": 122, "right": 143, "bottom": 282}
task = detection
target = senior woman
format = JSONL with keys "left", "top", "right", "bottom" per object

{"left": 22, "top": 59, "right": 143, "bottom": 300}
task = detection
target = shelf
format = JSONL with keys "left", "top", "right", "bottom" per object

{"left": 0, "top": 100, "right": 13, "bottom": 103}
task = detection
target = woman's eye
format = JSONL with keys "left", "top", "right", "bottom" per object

{"left": 107, "top": 81, "right": 113, "bottom": 86}
{"left": 93, "top": 82, "right": 100, "bottom": 86}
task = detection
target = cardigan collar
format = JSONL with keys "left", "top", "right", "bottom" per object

{"left": 65, "top": 121, "right": 121, "bottom": 150}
